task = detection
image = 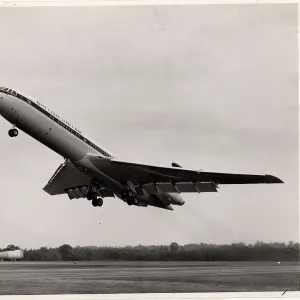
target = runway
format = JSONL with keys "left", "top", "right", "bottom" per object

{"left": 0, "top": 261, "right": 298, "bottom": 295}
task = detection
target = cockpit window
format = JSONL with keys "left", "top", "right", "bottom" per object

{"left": 0, "top": 87, "right": 18, "bottom": 96}
{"left": 0, "top": 87, "right": 8, "bottom": 92}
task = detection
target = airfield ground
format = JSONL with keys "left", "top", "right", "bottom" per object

{"left": 0, "top": 261, "right": 299, "bottom": 295}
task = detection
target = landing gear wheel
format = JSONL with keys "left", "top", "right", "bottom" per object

{"left": 8, "top": 129, "right": 18, "bottom": 137}
{"left": 92, "top": 198, "right": 98, "bottom": 207}
{"left": 13, "top": 129, "right": 18, "bottom": 137}
{"left": 97, "top": 198, "right": 103, "bottom": 207}
{"left": 87, "top": 192, "right": 98, "bottom": 201}
{"left": 127, "top": 197, "right": 136, "bottom": 206}
{"left": 92, "top": 197, "right": 103, "bottom": 207}
{"left": 8, "top": 129, "right": 13, "bottom": 137}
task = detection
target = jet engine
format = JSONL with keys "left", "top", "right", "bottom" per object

{"left": 167, "top": 193, "right": 185, "bottom": 206}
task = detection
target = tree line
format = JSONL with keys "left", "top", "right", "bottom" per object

{"left": 1, "top": 241, "right": 298, "bottom": 261}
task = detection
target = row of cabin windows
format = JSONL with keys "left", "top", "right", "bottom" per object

{"left": 4, "top": 89, "right": 83, "bottom": 140}
{"left": 1, "top": 89, "right": 111, "bottom": 158}
{"left": 49, "top": 112, "right": 109, "bottom": 157}
{"left": 49, "top": 113, "right": 81, "bottom": 137}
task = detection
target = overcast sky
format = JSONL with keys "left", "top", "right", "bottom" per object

{"left": 0, "top": 4, "right": 298, "bottom": 249}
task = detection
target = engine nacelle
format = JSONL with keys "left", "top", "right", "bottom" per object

{"left": 167, "top": 193, "right": 185, "bottom": 206}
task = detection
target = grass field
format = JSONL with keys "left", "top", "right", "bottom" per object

{"left": 0, "top": 261, "right": 299, "bottom": 295}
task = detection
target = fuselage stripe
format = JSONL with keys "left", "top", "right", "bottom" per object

{"left": 0, "top": 89, "right": 111, "bottom": 158}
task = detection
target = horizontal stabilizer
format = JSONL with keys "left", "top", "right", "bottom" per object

{"left": 43, "top": 160, "right": 90, "bottom": 195}
{"left": 43, "top": 160, "right": 114, "bottom": 198}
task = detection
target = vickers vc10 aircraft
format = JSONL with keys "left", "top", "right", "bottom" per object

{"left": 0, "top": 87, "right": 284, "bottom": 211}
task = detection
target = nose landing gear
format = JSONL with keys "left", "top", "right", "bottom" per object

{"left": 8, "top": 128, "right": 18, "bottom": 137}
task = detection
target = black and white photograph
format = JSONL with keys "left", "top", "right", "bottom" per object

{"left": 0, "top": 1, "right": 298, "bottom": 298}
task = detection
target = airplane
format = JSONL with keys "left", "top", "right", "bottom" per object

{"left": 0, "top": 87, "right": 284, "bottom": 211}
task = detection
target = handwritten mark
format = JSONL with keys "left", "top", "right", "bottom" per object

{"left": 282, "top": 289, "right": 288, "bottom": 296}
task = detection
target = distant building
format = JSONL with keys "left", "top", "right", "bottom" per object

{"left": 0, "top": 249, "right": 24, "bottom": 261}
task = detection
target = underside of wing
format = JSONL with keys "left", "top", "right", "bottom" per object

{"left": 88, "top": 157, "right": 283, "bottom": 196}
{"left": 43, "top": 160, "right": 114, "bottom": 199}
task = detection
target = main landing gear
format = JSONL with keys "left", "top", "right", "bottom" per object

{"left": 8, "top": 128, "right": 18, "bottom": 137}
{"left": 121, "top": 190, "right": 139, "bottom": 206}
{"left": 86, "top": 191, "right": 103, "bottom": 207}
{"left": 92, "top": 196, "right": 103, "bottom": 207}
{"left": 86, "top": 180, "right": 103, "bottom": 208}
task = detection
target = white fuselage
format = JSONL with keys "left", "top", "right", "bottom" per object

{"left": 0, "top": 88, "right": 116, "bottom": 173}
{"left": 0, "top": 88, "right": 184, "bottom": 208}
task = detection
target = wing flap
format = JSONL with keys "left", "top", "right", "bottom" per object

{"left": 139, "top": 182, "right": 218, "bottom": 194}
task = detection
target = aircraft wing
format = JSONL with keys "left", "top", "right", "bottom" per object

{"left": 43, "top": 160, "right": 114, "bottom": 199}
{"left": 88, "top": 156, "right": 283, "bottom": 194}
